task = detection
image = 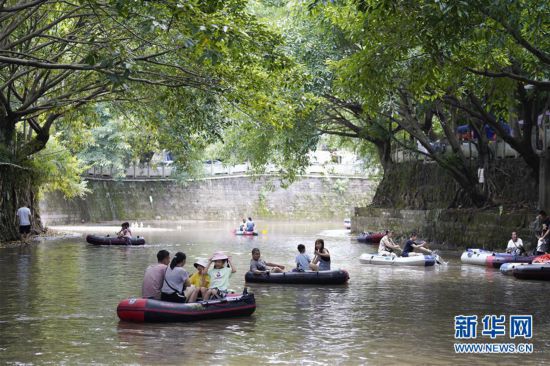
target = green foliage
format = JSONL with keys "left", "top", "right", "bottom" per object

{"left": 28, "top": 137, "right": 89, "bottom": 199}
{"left": 4, "top": 0, "right": 545, "bottom": 209}
{"left": 0, "top": 0, "right": 303, "bottom": 194}
{"left": 76, "top": 107, "right": 138, "bottom": 176}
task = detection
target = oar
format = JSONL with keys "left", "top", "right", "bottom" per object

{"left": 432, "top": 250, "right": 448, "bottom": 265}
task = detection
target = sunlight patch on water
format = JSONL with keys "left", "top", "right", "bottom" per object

{"left": 50, "top": 225, "right": 174, "bottom": 233}
{"left": 316, "top": 229, "right": 352, "bottom": 238}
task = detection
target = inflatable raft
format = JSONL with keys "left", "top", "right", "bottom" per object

{"left": 500, "top": 262, "right": 530, "bottom": 276}
{"left": 244, "top": 270, "right": 349, "bottom": 285}
{"left": 359, "top": 253, "right": 436, "bottom": 266}
{"left": 356, "top": 232, "right": 385, "bottom": 244}
{"left": 513, "top": 264, "right": 550, "bottom": 281}
{"left": 117, "top": 293, "right": 256, "bottom": 322}
{"left": 461, "top": 249, "right": 534, "bottom": 268}
{"left": 86, "top": 234, "right": 145, "bottom": 246}
{"left": 233, "top": 229, "right": 258, "bottom": 236}
{"left": 460, "top": 249, "right": 493, "bottom": 265}
{"left": 486, "top": 254, "right": 536, "bottom": 268}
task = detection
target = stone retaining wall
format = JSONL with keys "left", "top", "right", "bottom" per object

{"left": 40, "top": 175, "right": 376, "bottom": 224}
{"left": 352, "top": 207, "right": 536, "bottom": 251}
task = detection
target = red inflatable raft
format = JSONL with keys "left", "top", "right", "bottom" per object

{"left": 233, "top": 229, "right": 258, "bottom": 236}
{"left": 117, "top": 293, "right": 256, "bottom": 323}
{"left": 356, "top": 232, "right": 384, "bottom": 244}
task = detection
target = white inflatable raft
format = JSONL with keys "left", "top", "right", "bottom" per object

{"left": 359, "top": 253, "right": 435, "bottom": 267}
{"left": 460, "top": 249, "right": 493, "bottom": 265}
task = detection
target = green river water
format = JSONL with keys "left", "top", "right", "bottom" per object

{"left": 0, "top": 221, "right": 548, "bottom": 365}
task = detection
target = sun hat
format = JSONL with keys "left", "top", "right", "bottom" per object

{"left": 211, "top": 252, "right": 229, "bottom": 261}
{"left": 193, "top": 258, "right": 209, "bottom": 268}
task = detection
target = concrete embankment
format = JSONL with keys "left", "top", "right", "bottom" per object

{"left": 40, "top": 175, "right": 376, "bottom": 224}
{"left": 352, "top": 207, "right": 536, "bottom": 251}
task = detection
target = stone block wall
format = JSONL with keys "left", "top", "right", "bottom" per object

{"left": 371, "top": 159, "right": 537, "bottom": 209}
{"left": 352, "top": 207, "right": 536, "bottom": 251}
{"left": 40, "top": 175, "right": 376, "bottom": 224}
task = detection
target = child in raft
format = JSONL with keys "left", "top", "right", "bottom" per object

{"left": 293, "top": 244, "right": 311, "bottom": 272}
{"left": 310, "top": 239, "right": 331, "bottom": 271}
{"left": 117, "top": 222, "right": 132, "bottom": 240}
{"left": 203, "top": 252, "right": 237, "bottom": 300}
{"left": 189, "top": 258, "right": 210, "bottom": 300}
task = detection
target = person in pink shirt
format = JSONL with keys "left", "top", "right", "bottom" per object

{"left": 142, "top": 250, "right": 170, "bottom": 299}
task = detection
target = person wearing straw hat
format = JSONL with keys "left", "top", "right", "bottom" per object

{"left": 189, "top": 258, "right": 210, "bottom": 300}
{"left": 204, "top": 252, "right": 237, "bottom": 300}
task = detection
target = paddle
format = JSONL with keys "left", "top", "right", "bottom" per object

{"left": 434, "top": 254, "right": 447, "bottom": 265}
{"left": 413, "top": 240, "right": 447, "bottom": 265}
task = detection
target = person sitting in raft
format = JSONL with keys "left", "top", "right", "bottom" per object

{"left": 250, "top": 248, "right": 285, "bottom": 274}
{"left": 402, "top": 232, "right": 433, "bottom": 257}
{"left": 378, "top": 230, "right": 401, "bottom": 256}
{"left": 245, "top": 217, "right": 255, "bottom": 232}
{"left": 293, "top": 244, "right": 311, "bottom": 272}
{"left": 117, "top": 222, "right": 132, "bottom": 240}
{"left": 310, "top": 239, "right": 331, "bottom": 271}
{"left": 189, "top": 258, "right": 210, "bottom": 300}
{"left": 506, "top": 231, "right": 525, "bottom": 255}
{"left": 535, "top": 223, "right": 550, "bottom": 255}
{"left": 239, "top": 218, "right": 246, "bottom": 232}
{"left": 204, "top": 252, "right": 236, "bottom": 300}
{"left": 160, "top": 252, "right": 199, "bottom": 303}
{"left": 142, "top": 250, "right": 170, "bottom": 299}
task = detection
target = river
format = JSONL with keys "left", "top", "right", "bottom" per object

{"left": 0, "top": 220, "right": 548, "bottom": 365}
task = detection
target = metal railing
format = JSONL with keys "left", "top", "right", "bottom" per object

{"left": 86, "top": 162, "right": 175, "bottom": 179}
{"left": 391, "top": 140, "right": 527, "bottom": 163}
{"left": 85, "top": 161, "right": 370, "bottom": 179}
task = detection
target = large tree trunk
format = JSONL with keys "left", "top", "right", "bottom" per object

{"left": 374, "top": 138, "right": 393, "bottom": 172}
{"left": 539, "top": 152, "right": 550, "bottom": 210}
{"left": 0, "top": 115, "right": 16, "bottom": 153}
{"left": 0, "top": 164, "right": 43, "bottom": 242}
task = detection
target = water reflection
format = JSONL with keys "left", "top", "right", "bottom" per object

{"left": 0, "top": 220, "right": 548, "bottom": 364}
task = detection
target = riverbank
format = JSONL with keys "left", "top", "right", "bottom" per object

{"left": 0, "top": 228, "right": 82, "bottom": 248}
{"left": 352, "top": 207, "right": 536, "bottom": 251}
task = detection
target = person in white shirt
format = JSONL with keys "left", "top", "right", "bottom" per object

{"left": 506, "top": 232, "right": 525, "bottom": 255}
{"left": 378, "top": 230, "right": 401, "bottom": 256}
{"left": 16, "top": 205, "right": 32, "bottom": 243}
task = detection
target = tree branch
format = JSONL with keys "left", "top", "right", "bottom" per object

{"left": 0, "top": 0, "right": 47, "bottom": 13}
{"left": 481, "top": 9, "right": 550, "bottom": 66}
{"left": 465, "top": 67, "right": 550, "bottom": 90}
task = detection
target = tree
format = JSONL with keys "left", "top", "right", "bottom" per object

{"left": 304, "top": 0, "right": 549, "bottom": 206}
{"left": 0, "top": 0, "right": 292, "bottom": 241}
